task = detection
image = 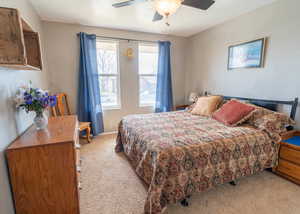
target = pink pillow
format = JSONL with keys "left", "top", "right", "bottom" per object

{"left": 212, "top": 100, "right": 255, "bottom": 126}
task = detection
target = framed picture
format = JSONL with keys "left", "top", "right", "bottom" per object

{"left": 228, "top": 38, "right": 266, "bottom": 70}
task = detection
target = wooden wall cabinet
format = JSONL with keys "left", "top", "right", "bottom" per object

{"left": 0, "top": 7, "right": 42, "bottom": 70}
{"left": 6, "top": 116, "right": 80, "bottom": 214}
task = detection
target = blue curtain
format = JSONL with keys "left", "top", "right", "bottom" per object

{"left": 77, "top": 32, "right": 104, "bottom": 135}
{"left": 155, "top": 41, "right": 174, "bottom": 113}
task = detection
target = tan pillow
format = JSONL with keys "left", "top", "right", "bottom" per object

{"left": 191, "top": 96, "right": 223, "bottom": 116}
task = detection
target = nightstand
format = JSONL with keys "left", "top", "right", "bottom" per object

{"left": 274, "top": 131, "right": 300, "bottom": 185}
{"left": 175, "top": 104, "right": 189, "bottom": 111}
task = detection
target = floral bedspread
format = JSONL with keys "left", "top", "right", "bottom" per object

{"left": 115, "top": 111, "right": 280, "bottom": 214}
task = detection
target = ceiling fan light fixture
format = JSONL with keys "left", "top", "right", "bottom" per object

{"left": 154, "top": 0, "right": 182, "bottom": 17}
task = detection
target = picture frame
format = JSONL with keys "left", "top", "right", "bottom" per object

{"left": 227, "top": 38, "right": 266, "bottom": 70}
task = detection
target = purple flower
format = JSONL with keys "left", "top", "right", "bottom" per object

{"left": 15, "top": 84, "right": 56, "bottom": 113}
{"left": 49, "top": 96, "right": 57, "bottom": 107}
{"left": 24, "top": 94, "right": 32, "bottom": 101}
{"left": 26, "top": 100, "right": 32, "bottom": 105}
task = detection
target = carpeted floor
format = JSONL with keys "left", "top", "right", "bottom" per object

{"left": 80, "top": 134, "right": 300, "bottom": 214}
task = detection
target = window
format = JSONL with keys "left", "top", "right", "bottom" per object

{"left": 138, "top": 43, "right": 158, "bottom": 106}
{"left": 96, "top": 40, "right": 120, "bottom": 109}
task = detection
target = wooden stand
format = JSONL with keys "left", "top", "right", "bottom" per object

{"left": 274, "top": 131, "right": 300, "bottom": 185}
{"left": 175, "top": 104, "right": 189, "bottom": 111}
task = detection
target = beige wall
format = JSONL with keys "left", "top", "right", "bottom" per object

{"left": 185, "top": 0, "right": 300, "bottom": 127}
{"left": 0, "top": 0, "right": 49, "bottom": 213}
{"left": 2, "top": 1, "right": 299, "bottom": 212}
{"left": 42, "top": 21, "right": 188, "bottom": 132}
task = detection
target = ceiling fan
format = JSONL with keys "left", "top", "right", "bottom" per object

{"left": 112, "top": 0, "right": 215, "bottom": 25}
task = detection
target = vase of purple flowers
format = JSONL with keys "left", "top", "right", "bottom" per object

{"left": 15, "top": 83, "right": 57, "bottom": 130}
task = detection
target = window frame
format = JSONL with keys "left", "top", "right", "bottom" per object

{"left": 138, "top": 42, "right": 158, "bottom": 107}
{"left": 96, "top": 39, "right": 121, "bottom": 110}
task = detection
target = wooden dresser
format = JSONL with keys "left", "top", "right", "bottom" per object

{"left": 6, "top": 115, "right": 81, "bottom": 214}
{"left": 274, "top": 131, "right": 300, "bottom": 185}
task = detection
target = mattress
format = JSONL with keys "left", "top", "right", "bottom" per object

{"left": 115, "top": 111, "right": 280, "bottom": 214}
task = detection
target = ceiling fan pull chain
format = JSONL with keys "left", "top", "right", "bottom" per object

{"left": 165, "top": 14, "right": 170, "bottom": 26}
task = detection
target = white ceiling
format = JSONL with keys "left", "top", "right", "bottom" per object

{"left": 29, "top": 0, "right": 277, "bottom": 37}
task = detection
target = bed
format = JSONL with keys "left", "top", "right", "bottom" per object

{"left": 115, "top": 96, "right": 298, "bottom": 214}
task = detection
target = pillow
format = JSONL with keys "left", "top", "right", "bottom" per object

{"left": 252, "top": 112, "right": 295, "bottom": 133}
{"left": 212, "top": 100, "right": 255, "bottom": 126}
{"left": 246, "top": 104, "right": 278, "bottom": 126}
{"left": 251, "top": 112, "right": 295, "bottom": 142}
{"left": 190, "top": 96, "right": 223, "bottom": 116}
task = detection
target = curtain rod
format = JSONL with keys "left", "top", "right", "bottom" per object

{"left": 95, "top": 35, "right": 158, "bottom": 43}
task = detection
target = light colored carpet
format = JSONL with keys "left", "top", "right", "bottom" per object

{"left": 80, "top": 134, "right": 300, "bottom": 214}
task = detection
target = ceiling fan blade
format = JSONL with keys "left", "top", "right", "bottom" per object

{"left": 112, "top": 0, "right": 135, "bottom": 8}
{"left": 182, "top": 0, "right": 215, "bottom": 10}
{"left": 112, "top": 0, "right": 146, "bottom": 8}
{"left": 152, "top": 12, "right": 163, "bottom": 22}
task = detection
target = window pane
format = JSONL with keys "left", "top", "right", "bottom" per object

{"left": 139, "top": 44, "right": 158, "bottom": 74}
{"left": 139, "top": 75, "right": 157, "bottom": 106}
{"left": 96, "top": 40, "right": 120, "bottom": 108}
{"left": 99, "top": 76, "right": 118, "bottom": 107}
{"left": 96, "top": 40, "right": 118, "bottom": 74}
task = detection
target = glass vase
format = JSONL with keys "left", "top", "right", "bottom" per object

{"left": 34, "top": 111, "right": 48, "bottom": 130}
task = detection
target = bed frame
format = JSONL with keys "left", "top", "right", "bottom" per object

{"left": 180, "top": 95, "right": 298, "bottom": 207}
{"left": 223, "top": 96, "right": 298, "bottom": 120}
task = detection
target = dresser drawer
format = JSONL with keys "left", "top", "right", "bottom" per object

{"left": 74, "top": 129, "right": 80, "bottom": 147}
{"left": 74, "top": 148, "right": 81, "bottom": 191}
{"left": 77, "top": 171, "right": 82, "bottom": 190}
{"left": 280, "top": 145, "right": 300, "bottom": 165}
{"left": 76, "top": 149, "right": 80, "bottom": 167}
{"left": 277, "top": 159, "right": 300, "bottom": 180}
